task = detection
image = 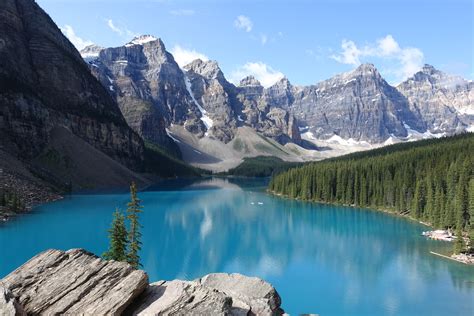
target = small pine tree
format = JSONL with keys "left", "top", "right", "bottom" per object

{"left": 103, "top": 209, "right": 128, "bottom": 262}
{"left": 453, "top": 227, "right": 465, "bottom": 254}
{"left": 126, "top": 182, "right": 143, "bottom": 269}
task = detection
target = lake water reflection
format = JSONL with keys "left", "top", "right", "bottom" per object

{"left": 1, "top": 177, "right": 472, "bottom": 315}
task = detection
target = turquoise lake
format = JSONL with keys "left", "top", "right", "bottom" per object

{"left": 1, "top": 177, "right": 473, "bottom": 315}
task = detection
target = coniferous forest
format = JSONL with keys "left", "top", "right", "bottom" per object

{"left": 269, "top": 134, "right": 474, "bottom": 248}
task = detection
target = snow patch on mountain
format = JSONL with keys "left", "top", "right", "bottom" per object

{"left": 327, "top": 135, "right": 372, "bottom": 146}
{"left": 383, "top": 136, "right": 399, "bottom": 145}
{"left": 183, "top": 72, "right": 213, "bottom": 131}
{"left": 166, "top": 128, "right": 181, "bottom": 143}
{"left": 79, "top": 44, "right": 103, "bottom": 61}
{"left": 302, "top": 130, "right": 373, "bottom": 146}
{"left": 403, "top": 123, "right": 446, "bottom": 140}
{"left": 126, "top": 35, "right": 158, "bottom": 46}
{"left": 301, "top": 130, "right": 316, "bottom": 140}
{"left": 457, "top": 108, "right": 474, "bottom": 115}
{"left": 81, "top": 51, "right": 99, "bottom": 59}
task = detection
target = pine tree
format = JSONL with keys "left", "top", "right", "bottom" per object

{"left": 103, "top": 209, "right": 128, "bottom": 262}
{"left": 432, "top": 184, "right": 443, "bottom": 228}
{"left": 412, "top": 180, "right": 425, "bottom": 219}
{"left": 424, "top": 175, "right": 434, "bottom": 222}
{"left": 454, "top": 163, "right": 469, "bottom": 229}
{"left": 126, "top": 182, "right": 143, "bottom": 269}
{"left": 468, "top": 178, "right": 474, "bottom": 252}
{"left": 454, "top": 226, "right": 465, "bottom": 254}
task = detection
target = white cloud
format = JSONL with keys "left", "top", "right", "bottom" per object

{"left": 230, "top": 62, "right": 284, "bottom": 88}
{"left": 377, "top": 35, "right": 400, "bottom": 56}
{"left": 106, "top": 19, "right": 137, "bottom": 38}
{"left": 260, "top": 34, "right": 268, "bottom": 45}
{"left": 107, "top": 19, "right": 122, "bottom": 35}
{"left": 171, "top": 45, "right": 209, "bottom": 68}
{"left": 60, "top": 25, "right": 93, "bottom": 50}
{"left": 170, "top": 9, "right": 195, "bottom": 16}
{"left": 331, "top": 39, "right": 361, "bottom": 65}
{"left": 234, "top": 15, "right": 253, "bottom": 32}
{"left": 399, "top": 47, "right": 424, "bottom": 79}
{"left": 330, "top": 35, "right": 424, "bottom": 81}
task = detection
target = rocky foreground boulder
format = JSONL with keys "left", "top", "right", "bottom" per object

{"left": 0, "top": 249, "right": 284, "bottom": 315}
{"left": 0, "top": 286, "right": 25, "bottom": 316}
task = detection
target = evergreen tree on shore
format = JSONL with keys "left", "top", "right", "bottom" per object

{"left": 103, "top": 209, "right": 128, "bottom": 261}
{"left": 103, "top": 182, "right": 144, "bottom": 268}
{"left": 468, "top": 178, "right": 474, "bottom": 252}
{"left": 454, "top": 227, "right": 465, "bottom": 254}
{"left": 126, "top": 182, "right": 143, "bottom": 269}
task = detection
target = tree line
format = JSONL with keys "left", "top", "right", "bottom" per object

{"left": 268, "top": 134, "right": 474, "bottom": 253}
{"left": 221, "top": 156, "right": 302, "bottom": 177}
{"left": 0, "top": 190, "right": 25, "bottom": 213}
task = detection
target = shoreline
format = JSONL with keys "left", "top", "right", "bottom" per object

{"left": 429, "top": 251, "right": 464, "bottom": 263}
{"left": 268, "top": 190, "right": 474, "bottom": 265}
{"left": 0, "top": 194, "right": 63, "bottom": 223}
{"left": 430, "top": 251, "right": 474, "bottom": 265}
{"left": 0, "top": 169, "right": 63, "bottom": 223}
{"left": 0, "top": 172, "right": 204, "bottom": 223}
{"left": 267, "top": 189, "right": 432, "bottom": 228}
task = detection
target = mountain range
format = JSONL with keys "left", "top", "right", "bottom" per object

{"left": 80, "top": 36, "right": 474, "bottom": 170}
{"left": 0, "top": 0, "right": 472, "bottom": 202}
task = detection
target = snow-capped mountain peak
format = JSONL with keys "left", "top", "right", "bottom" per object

{"left": 79, "top": 44, "right": 104, "bottom": 61}
{"left": 125, "top": 35, "right": 159, "bottom": 46}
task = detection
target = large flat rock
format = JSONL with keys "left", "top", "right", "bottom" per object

{"left": 1, "top": 249, "right": 149, "bottom": 315}
{"left": 1, "top": 249, "right": 285, "bottom": 315}
{"left": 199, "top": 273, "right": 283, "bottom": 315}
{"left": 127, "top": 280, "right": 233, "bottom": 315}
{"left": 126, "top": 273, "right": 284, "bottom": 316}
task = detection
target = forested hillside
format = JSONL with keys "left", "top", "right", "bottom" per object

{"left": 269, "top": 134, "right": 474, "bottom": 237}
{"left": 221, "top": 156, "right": 302, "bottom": 177}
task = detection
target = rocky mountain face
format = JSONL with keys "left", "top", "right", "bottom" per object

{"left": 287, "top": 64, "right": 426, "bottom": 143}
{"left": 84, "top": 34, "right": 473, "bottom": 151}
{"left": 0, "top": 249, "right": 285, "bottom": 315}
{"left": 84, "top": 40, "right": 302, "bottom": 148}
{"left": 235, "top": 76, "right": 302, "bottom": 144}
{"left": 263, "top": 63, "right": 473, "bottom": 144}
{"left": 183, "top": 59, "right": 238, "bottom": 143}
{"left": 397, "top": 64, "right": 474, "bottom": 134}
{"left": 88, "top": 35, "right": 203, "bottom": 153}
{"left": 0, "top": 0, "right": 145, "bottom": 185}
{"left": 5, "top": 0, "right": 465, "bottom": 173}
{"left": 80, "top": 44, "right": 104, "bottom": 61}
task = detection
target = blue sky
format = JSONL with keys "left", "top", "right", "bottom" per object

{"left": 38, "top": 0, "right": 473, "bottom": 87}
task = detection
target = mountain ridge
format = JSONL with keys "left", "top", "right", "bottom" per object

{"left": 79, "top": 35, "right": 474, "bottom": 169}
{"left": 81, "top": 36, "right": 473, "bottom": 156}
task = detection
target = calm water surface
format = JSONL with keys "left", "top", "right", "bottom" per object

{"left": 1, "top": 178, "right": 473, "bottom": 315}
